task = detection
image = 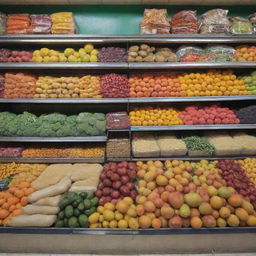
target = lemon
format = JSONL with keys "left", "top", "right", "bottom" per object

{"left": 49, "top": 55, "right": 59, "bottom": 62}
{"left": 104, "top": 202, "right": 115, "bottom": 211}
{"left": 68, "top": 55, "right": 78, "bottom": 62}
{"left": 40, "top": 48, "right": 49, "bottom": 57}
{"left": 64, "top": 48, "right": 75, "bottom": 57}
{"left": 128, "top": 218, "right": 139, "bottom": 229}
{"left": 123, "top": 197, "right": 133, "bottom": 206}
{"left": 43, "top": 56, "right": 50, "bottom": 63}
{"left": 73, "top": 52, "right": 79, "bottom": 58}
{"left": 109, "top": 220, "right": 118, "bottom": 228}
{"left": 91, "top": 49, "right": 99, "bottom": 55}
{"left": 102, "top": 220, "right": 109, "bottom": 228}
{"left": 115, "top": 212, "right": 123, "bottom": 221}
{"left": 99, "top": 214, "right": 104, "bottom": 222}
{"left": 82, "top": 55, "right": 90, "bottom": 62}
{"left": 78, "top": 48, "right": 86, "bottom": 56}
{"left": 84, "top": 44, "right": 94, "bottom": 53}
{"left": 90, "top": 55, "right": 98, "bottom": 62}
{"left": 88, "top": 212, "right": 100, "bottom": 224}
{"left": 118, "top": 219, "right": 128, "bottom": 228}
{"left": 97, "top": 206, "right": 105, "bottom": 214}
{"left": 49, "top": 50, "right": 58, "bottom": 57}
{"left": 103, "top": 210, "right": 115, "bottom": 221}
{"left": 59, "top": 54, "right": 67, "bottom": 62}
{"left": 33, "top": 50, "right": 41, "bottom": 56}
{"left": 33, "top": 56, "right": 43, "bottom": 63}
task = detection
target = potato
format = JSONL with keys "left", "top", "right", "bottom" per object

{"left": 155, "top": 55, "right": 165, "bottom": 62}
{"left": 140, "top": 44, "right": 150, "bottom": 50}
{"left": 127, "top": 56, "right": 136, "bottom": 62}
{"left": 128, "top": 51, "right": 138, "bottom": 58}
{"left": 144, "top": 55, "right": 155, "bottom": 62}
{"left": 138, "top": 50, "right": 148, "bottom": 57}
{"left": 135, "top": 56, "right": 143, "bottom": 62}
{"left": 129, "top": 46, "right": 139, "bottom": 52}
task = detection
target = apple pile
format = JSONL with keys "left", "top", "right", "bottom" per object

{"left": 95, "top": 161, "right": 138, "bottom": 205}
{"left": 180, "top": 105, "right": 240, "bottom": 125}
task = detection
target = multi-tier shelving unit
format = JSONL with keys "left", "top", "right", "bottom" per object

{"left": 0, "top": 34, "right": 256, "bottom": 253}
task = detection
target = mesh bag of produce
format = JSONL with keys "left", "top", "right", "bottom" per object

{"left": 230, "top": 17, "right": 253, "bottom": 34}
{"left": 0, "top": 146, "right": 24, "bottom": 157}
{"left": 204, "top": 45, "right": 236, "bottom": 62}
{"left": 249, "top": 13, "right": 256, "bottom": 33}
{"left": 157, "top": 134, "right": 187, "bottom": 156}
{"left": 176, "top": 46, "right": 206, "bottom": 62}
{"left": 0, "top": 12, "right": 6, "bottom": 35}
{"left": 171, "top": 10, "right": 198, "bottom": 34}
{"left": 107, "top": 137, "right": 131, "bottom": 158}
{"left": 51, "top": 12, "right": 76, "bottom": 34}
{"left": 132, "top": 133, "right": 160, "bottom": 157}
{"left": 140, "top": 9, "right": 170, "bottom": 34}
{"left": 232, "top": 132, "right": 256, "bottom": 155}
{"left": 199, "top": 9, "right": 230, "bottom": 34}
{"left": 28, "top": 14, "right": 52, "bottom": 34}
{"left": 6, "top": 14, "right": 30, "bottom": 34}
{"left": 98, "top": 47, "right": 127, "bottom": 62}
{"left": 106, "top": 112, "right": 131, "bottom": 130}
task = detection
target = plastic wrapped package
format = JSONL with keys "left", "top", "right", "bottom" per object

{"left": 132, "top": 133, "right": 160, "bottom": 158}
{"left": 106, "top": 137, "right": 130, "bottom": 158}
{"left": 171, "top": 10, "right": 198, "bottom": 34}
{"left": 230, "top": 17, "right": 253, "bottom": 34}
{"left": 176, "top": 46, "right": 206, "bottom": 62}
{"left": 0, "top": 48, "right": 11, "bottom": 62}
{"left": 0, "top": 12, "right": 6, "bottom": 35}
{"left": 28, "top": 14, "right": 51, "bottom": 34}
{"left": 140, "top": 9, "right": 170, "bottom": 34}
{"left": 204, "top": 45, "right": 236, "bottom": 62}
{"left": 0, "top": 146, "right": 24, "bottom": 157}
{"left": 106, "top": 112, "right": 131, "bottom": 130}
{"left": 249, "top": 13, "right": 256, "bottom": 32}
{"left": 231, "top": 132, "right": 256, "bottom": 155}
{"left": 156, "top": 134, "right": 187, "bottom": 156}
{"left": 51, "top": 12, "right": 76, "bottom": 34}
{"left": 199, "top": 9, "right": 230, "bottom": 34}
{"left": 6, "top": 14, "right": 30, "bottom": 34}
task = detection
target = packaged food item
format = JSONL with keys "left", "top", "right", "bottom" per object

{"left": 0, "top": 146, "right": 23, "bottom": 157}
{"left": 199, "top": 9, "right": 230, "bottom": 34}
{"left": 156, "top": 134, "right": 187, "bottom": 156}
{"left": 6, "top": 14, "right": 30, "bottom": 34}
{"left": 171, "top": 10, "right": 198, "bottom": 34}
{"left": 98, "top": 47, "right": 127, "bottom": 62}
{"left": 249, "top": 13, "right": 256, "bottom": 32}
{"left": 176, "top": 46, "right": 206, "bottom": 62}
{"left": 0, "top": 12, "right": 6, "bottom": 35}
{"left": 132, "top": 133, "right": 160, "bottom": 158}
{"left": 106, "top": 137, "right": 131, "bottom": 158}
{"left": 140, "top": 9, "right": 170, "bottom": 34}
{"left": 230, "top": 17, "right": 253, "bottom": 34}
{"left": 28, "top": 14, "right": 51, "bottom": 34}
{"left": 51, "top": 12, "right": 76, "bottom": 34}
{"left": 106, "top": 112, "right": 131, "bottom": 130}
{"left": 204, "top": 45, "right": 236, "bottom": 62}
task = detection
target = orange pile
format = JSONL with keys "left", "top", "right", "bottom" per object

{"left": 79, "top": 75, "right": 101, "bottom": 98}
{"left": 235, "top": 46, "right": 256, "bottom": 62}
{"left": 0, "top": 181, "right": 34, "bottom": 226}
{"left": 129, "top": 107, "right": 183, "bottom": 126}
{"left": 129, "top": 73, "right": 185, "bottom": 97}
{"left": 178, "top": 70, "right": 248, "bottom": 97}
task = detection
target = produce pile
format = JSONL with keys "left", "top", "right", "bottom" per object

{"left": 127, "top": 44, "right": 176, "bottom": 62}
{"left": 240, "top": 71, "right": 256, "bottom": 95}
{"left": 236, "top": 106, "right": 256, "bottom": 124}
{"left": 129, "top": 73, "right": 185, "bottom": 97}
{"left": 129, "top": 107, "right": 183, "bottom": 126}
{"left": 239, "top": 158, "right": 256, "bottom": 185}
{"left": 0, "top": 160, "right": 255, "bottom": 228}
{"left": 0, "top": 146, "right": 23, "bottom": 157}
{"left": 99, "top": 47, "right": 127, "bottom": 62}
{"left": 178, "top": 70, "right": 248, "bottom": 97}
{"left": 4, "top": 73, "right": 37, "bottom": 98}
{"left": 21, "top": 146, "right": 105, "bottom": 158}
{"left": 79, "top": 75, "right": 101, "bottom": 98}
{"left": 235, "top": 46, "right": 256, "bottom": 62}
{"left": 0, "top": 111, "right": 106, "bottom": 137}
{"left": 0, "top": 75, "right": 4, "bottom": 97}
{"left": 32, "top": 44, "right": 98, "bottom": 63}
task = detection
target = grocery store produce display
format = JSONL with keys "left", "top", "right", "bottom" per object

{"left": 0, "top": 112, "right": 106, "bottom": 136}
{"left": 0, "top": 160, "right": 255, "bottom": 228}
{"left": 240, "top": 71, "right": 256, "bottom": 94}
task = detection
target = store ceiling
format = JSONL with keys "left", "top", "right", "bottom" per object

{"left": 0, "top": 0, "right": 255, "bottom": 5}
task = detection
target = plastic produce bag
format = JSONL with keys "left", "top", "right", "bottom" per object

{"left": 199, "top": 9, "right": 230, "bottom": 34}
{"left": 106, "top": 112, "right": 131, "bottom": 130}
{"left": 6, "top": 14, "right": 30, "bottom": 34}
{"left": 0, "top": 12, "right": 6, "bottom": 35}
{"left": 0, "top": 146, "right": 24, "bottom": 157}
{"left": 204, "top": 45, "right": 236, "bottom": 62}
{"left": 171, "top": 10, "right": 198, "bottom": 34}
{"left": 176, "top": 46, "right": 206, "bottom": 62}
{"left": 249, "top": 13, "right": 256, "bottom": 33}
{"left": 140, "top": 9, "right": 170, "bottom": 34}
{"left": 230, "top": 17, "right": 253, "bottom": 34}
{"left": 28, "top": 14, "right": 51, "bottom": 34}
{"left": 51, "top": 12, "right": 76, "bottom": 34}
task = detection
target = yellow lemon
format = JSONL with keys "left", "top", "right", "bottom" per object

{"left": 104, "top": 202, "right": 115, "bottom": 211}
{"left": 84, "top": 44, "right": 94, "bottom": 53}
{"left": 109, "top": 220, "right": 118, "bottom": 228}
{"left": 103, "top": 210, "right": 115, "bottom": 221}
{"left": 88, "top": 212, "right": 100, "bottom": 224}
{"left": 118, "top": 219, "right": 128, "bottom": 229}
{"left": 102, "top": 220, "right": 109, "bottom": 228}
